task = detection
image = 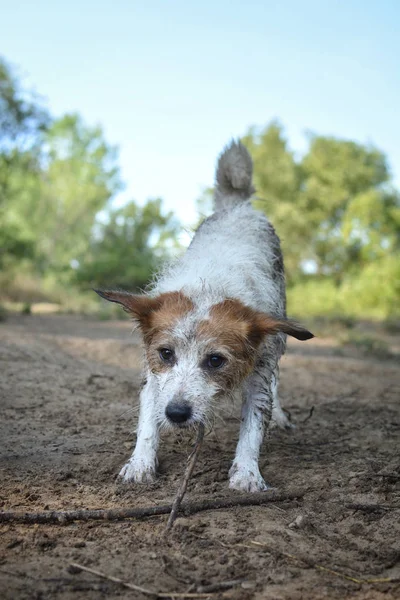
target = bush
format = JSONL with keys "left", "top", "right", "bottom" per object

{"left": 287, "top": 257, "right": 400, "bottom": 321}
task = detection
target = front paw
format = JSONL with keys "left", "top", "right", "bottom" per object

{"left": 229, "top": 463, "right": 270, "bottom": 492}
{"left": 118, "top": 458, "right": 156, "bottom": 484}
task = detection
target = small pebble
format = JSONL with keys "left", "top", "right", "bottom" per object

{"left": 241, "top": 581, "right": 256, "bottom": 589}
{"left": 288, "top": 515, "right": 305, "bottom": 529}
{"left": 174, "top": 517, "right": 191, "bottom": 530}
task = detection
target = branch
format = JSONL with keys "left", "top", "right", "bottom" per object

{"left": 166, "top": 423, "right": 205, "bottom": 531}
{"left": 0, "top": 489, "right": 304, "bottom": 525}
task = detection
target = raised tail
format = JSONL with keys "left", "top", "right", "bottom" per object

{"left": 214, "top": 140, "right": 255, "bottom": 211}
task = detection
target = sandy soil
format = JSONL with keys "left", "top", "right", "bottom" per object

{"left": 1, "top": 314, "right": 399, "bottom": 599}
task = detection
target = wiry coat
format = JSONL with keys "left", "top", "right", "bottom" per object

{"left": 96, "top": 141, "right": 313, "bottom": 492}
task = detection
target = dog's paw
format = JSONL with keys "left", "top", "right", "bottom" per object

{"left": 118, "top": 459, "right": 156, "bottom": 484}
{"left": 270, "top": 406, "right": 295, "bottom": 431}
{"left": 228, "top": 463, "right": 270, "bottom": 493}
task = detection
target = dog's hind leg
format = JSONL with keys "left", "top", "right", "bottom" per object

{"left": 270, "top": 367, "right": 295, "bottom": 430}
{"left": 229, "top": 364, "right": 274, "bottom": 492}
{"left": 118, "top": 376, "right": 159, "bottom": 483}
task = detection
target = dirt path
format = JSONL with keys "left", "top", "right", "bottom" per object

{"left": 1, "top": 315, "right": 399, "bottom": 599}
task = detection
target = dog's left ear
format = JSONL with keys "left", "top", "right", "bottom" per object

{"left": 253, "top": 314, "right": 314, "bottom": 342}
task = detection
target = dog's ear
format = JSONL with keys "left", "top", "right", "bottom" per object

{"left": 251, "top": 314, "right": 314, "bottom": 343}
{"left": 94, "top": 289, "right": 194, "bottom": 337}
{"left": 94, "top": 289, "right": 164, "bottom": 329}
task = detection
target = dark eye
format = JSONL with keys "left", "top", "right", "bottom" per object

{"left": 207, "top": 354, "right": 226, "bottom": 369}
{"left": 159, "top": 348, "right": 174, "bottom": 362}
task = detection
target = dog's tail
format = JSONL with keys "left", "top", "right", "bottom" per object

{"left": 214, "top": 140, "right": 255, "bottom": 211}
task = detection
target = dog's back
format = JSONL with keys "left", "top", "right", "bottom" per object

{"left": 155, "top": 141, "right": 286, "bottom": 319}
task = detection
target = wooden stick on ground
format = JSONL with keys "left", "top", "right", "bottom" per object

{"left": 165, "top": 423, "right": 205, "bottom": 531}
{"left": 70, "top": 563, "right": 218, "bottom": 598}
{"left": 0, "top": 489, "right": 305, "bottom": 525}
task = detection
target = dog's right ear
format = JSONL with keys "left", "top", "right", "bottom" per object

{"left": 94, "top": 289, "right": 164, "bottom": 329}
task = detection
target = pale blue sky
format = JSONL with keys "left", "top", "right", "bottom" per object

{"left": 2, "top": 0, "right": 399, "bottom": 224}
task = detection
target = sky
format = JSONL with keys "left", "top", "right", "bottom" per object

{"left": 2, "top": 0, "right": 400, "bottom": 225}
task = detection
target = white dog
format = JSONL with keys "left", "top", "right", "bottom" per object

{"left": 96, "top": 141, "right": 313, "bottom": 492}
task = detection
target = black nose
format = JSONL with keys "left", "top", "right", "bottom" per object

{"left": 165, "top": 403, "right": 192, "bottom": 424}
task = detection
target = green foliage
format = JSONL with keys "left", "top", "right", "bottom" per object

{"left": 1, "top": 58, "right": 179, "bottom": 305}
{"left": 0, "top": 57, "right": 49, "bottom": 268}
{"left": 287, "top": 278, "right": 342, "bottom": 318}
{"left": 33, "top": 113, "right": 122, "bottom": 273}
{"left": 288, "top": 254, "right": 400, "bottom": 320}
{"left": 1, "top": 56, "right": 398, "bottom": 320}
{"left": 0, "top": 57, "right": 49, "bottom": 152}
{"left": 77, "top": 198, "right": 180, "bottom": 290}
{"left": 243, "top": 121, "right": 400, "bottom": 318}
{"left": 21, "top": 302, "right": 31, "bottom": 315}
{"left": 243, "top": 122, "right": 308, "bottom": 277}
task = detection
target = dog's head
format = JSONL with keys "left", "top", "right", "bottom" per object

{"left": 95, "top": 289, "right": 313, "bottom": 428}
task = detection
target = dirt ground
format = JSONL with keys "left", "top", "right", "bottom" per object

{"left": 1, "top": 314, "right": 399, "bottom": 600}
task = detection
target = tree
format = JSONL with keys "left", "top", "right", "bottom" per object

{"left": 242, "top": 121, "right": 400, "bottom": 316}
{"left": 29, "top": 114, "right": 122, "bottom": 274}
{"left": 0, "top": 57, "right": 49, "bottom": 268}
{"left": 76, "top": 198, "right": 181, "bottom": 290}
{"left": 299, "top": 136, "right": 398, "bottom": 280}
{"left": 0, "top": 57, "right": 48, "bottom": 153}
{"left": 242, "top": 122, "right": 308, "bottom": 278}
{"left": 243, "top": 122, "right": 399, "bottom": 277}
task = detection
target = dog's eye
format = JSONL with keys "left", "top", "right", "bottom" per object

{"left": 159, "top": 348, "right": 174, "bottom": 362}
{"left": 207, "top": 354, "right": 226, "bottom": 369}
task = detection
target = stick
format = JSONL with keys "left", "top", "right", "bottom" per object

{"left": 166, "top": 423, "right": 205, "bottom": 531}
{"left": 0, "top": 489, "right": 304, "bottom": 525}
{"left": 302, "top": 406, "right": 314, "bottom": 423}
{"left": 70, "top": 563, "right": 216, "bottom": 598}
{"left": 346, "top": 503, "right": 394, "bottom": 513}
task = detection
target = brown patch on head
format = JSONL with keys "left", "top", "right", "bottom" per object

{"left": 148, "top": 292, "right": 193, "bottom": 335}
{"left": 197, "top": 298, "right": 314, "bottom": 388}
{"left": 142, "top": 292, "right": 194, "bottom": 373}
{"left": 95, "top": 289, "right": 193, "bottom": 337}
{"left": 94, "top": 289, "right": 194, "bottom": 373}
{"left": 206, "top": 298, "right": 313, "bottom": 345}
{"left": 197, "top": 299, "right": 260, "bottom": 387}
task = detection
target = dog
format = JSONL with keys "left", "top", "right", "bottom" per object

{"left": 95, "top": 141, "right": 313, "bottom": 492}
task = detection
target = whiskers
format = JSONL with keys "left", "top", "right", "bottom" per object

{"left": 117, "top": 405, "right": 140, "bottom": 420}
{"left": 205, "top": 391, "right": 242, "bottom": 439}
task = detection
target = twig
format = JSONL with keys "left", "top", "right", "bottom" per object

{"left": 302, "top": 406, "right": 314, "bottom": 423}
{"left": 166, "top": 423, "right": 205, "bottom": 531}
{"left": 70, "top": 563, "right": 216, "bottom": 598}
{"left": 249, "top": 542, "right": 399, "bottom": 585}
{"left": 0, "top": 489, "right": 304, "bottom": 525}
{"left": 346, "top": 503, "right": 395, "bottom": 513}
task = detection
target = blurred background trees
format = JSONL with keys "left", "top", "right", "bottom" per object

{"left": 76, "top": 198, "right": 180, "bottom": 291}
{"left": 1, "top": 57, "right": 399, "bottom": 319}
{"left": 0, "top": 58, "right": 179, "bottom": 306}
{"left": 243, "top": 122, "right": 400, "bottom": 318}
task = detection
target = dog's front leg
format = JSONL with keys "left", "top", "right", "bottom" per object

{"left": 229, "top": 373, "right": 273, "bottom": 492}
{"left": 119, "top": 376, "right": 159, "bottom": 483}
